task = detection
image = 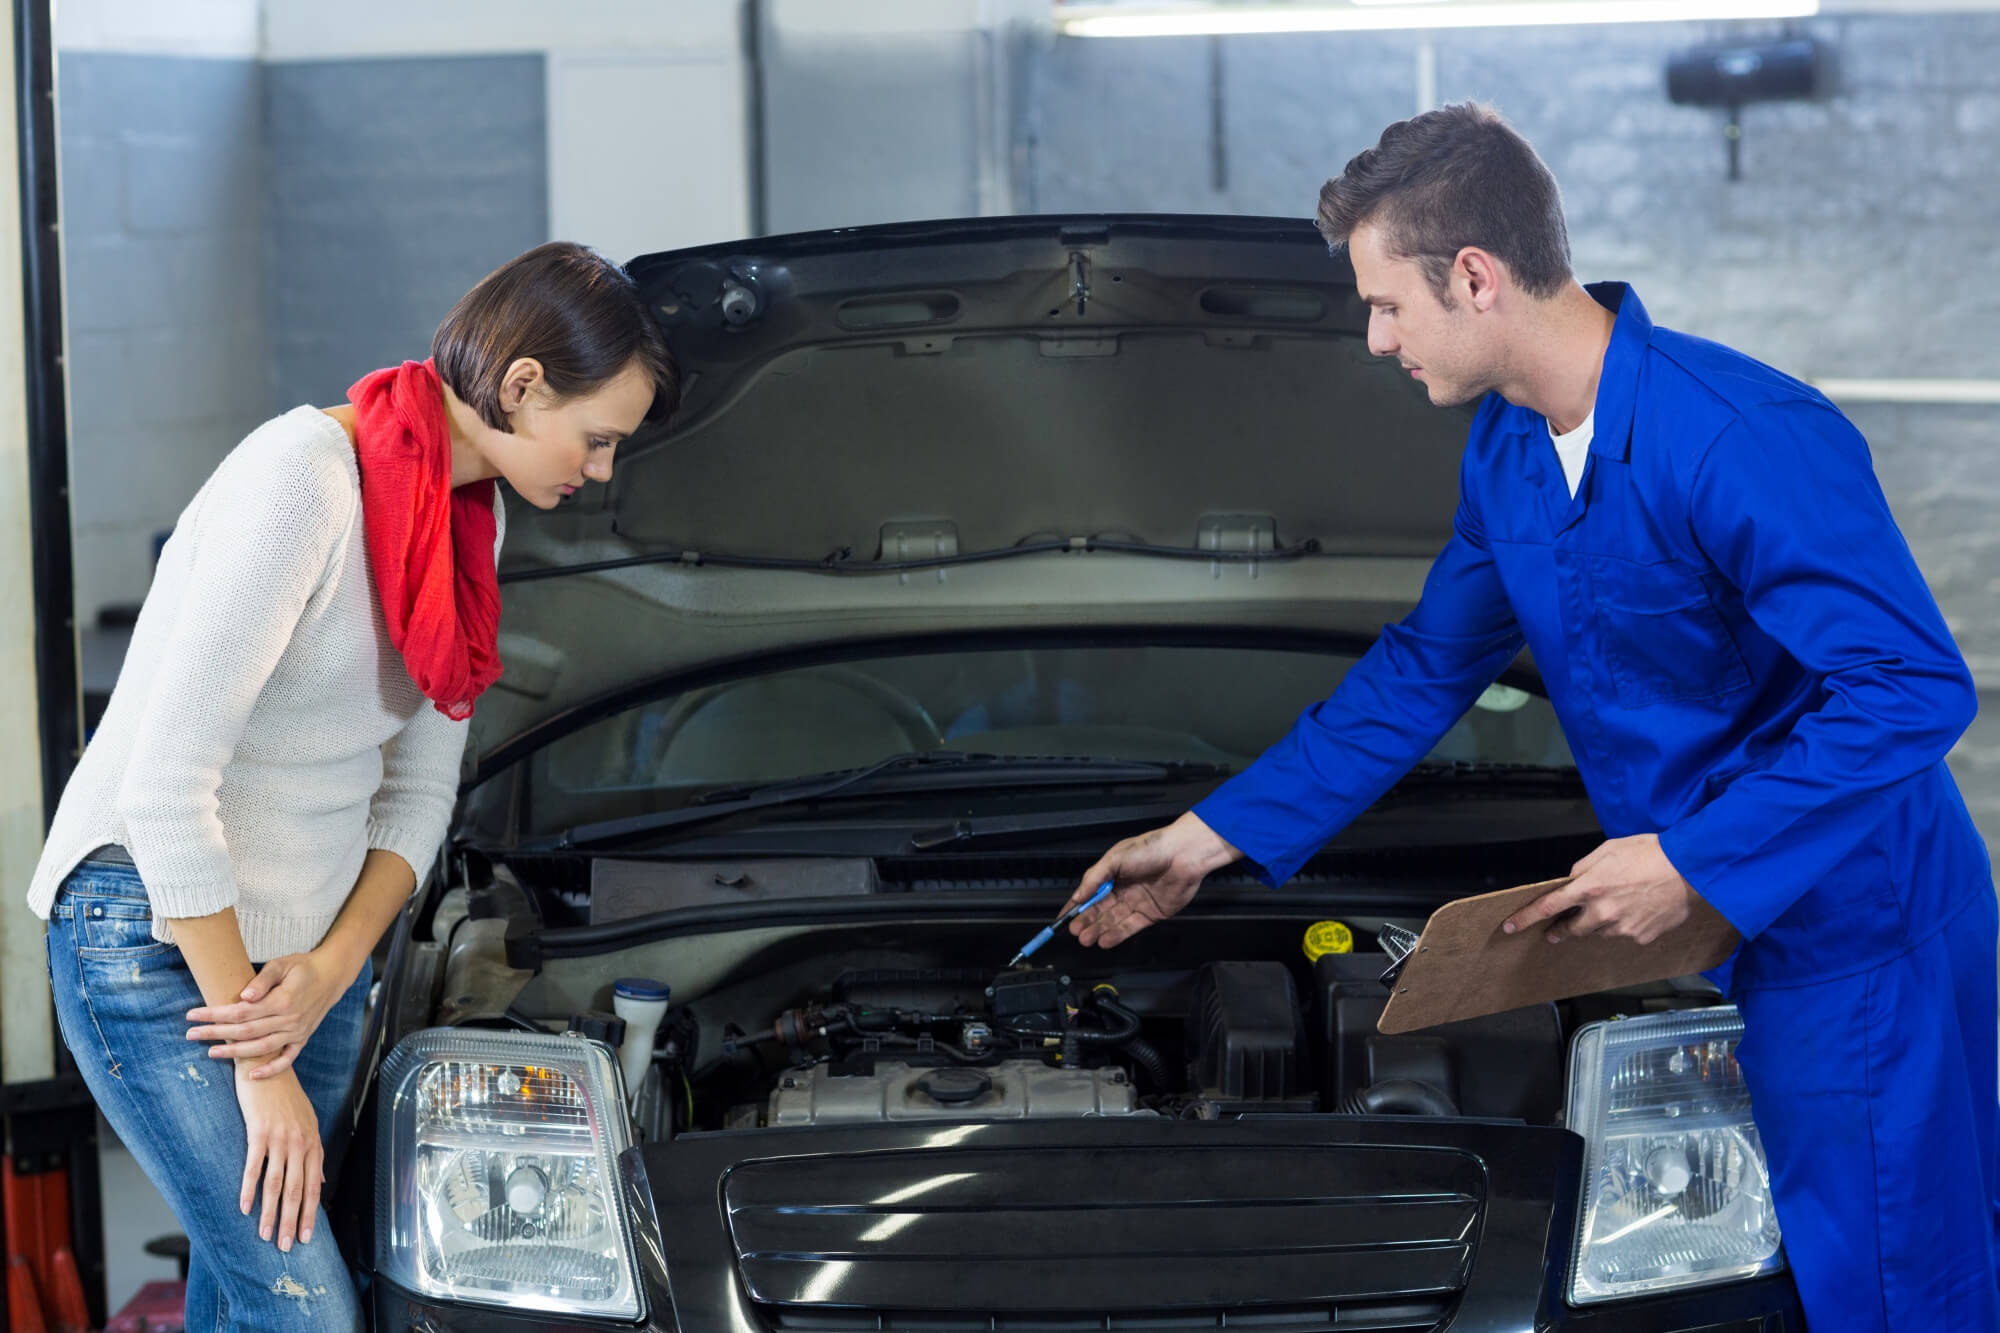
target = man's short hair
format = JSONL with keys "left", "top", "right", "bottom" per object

{"left": 1317, "top": 102, "right": 1572, "bottom": 302}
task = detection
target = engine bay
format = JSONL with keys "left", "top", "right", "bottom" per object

{"left": 406, "top": 858, "right": 1725, "bottom": 1144}
{"left": 687, "top": 950, "right": 1577, "bottom": 1131}
{"left": 720, "top": 959, "right": 1324, "bottom": 1129}
{"left": 460, "top": 939, "right": 1594, "bottom": 1138}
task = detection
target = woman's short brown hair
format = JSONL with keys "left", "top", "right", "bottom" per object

{"left": 433, "top": 241, "right": 679, "bottom": 432}
{"left": 1317, "top": 102, "right": 1572, "bottom": 302}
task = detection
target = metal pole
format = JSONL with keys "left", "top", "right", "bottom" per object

{"left": 13, "top": 0, "right": 72, "bottom": 823}
{"left": 742, "top": 0, "right": 769, "bottom": 236}
{"left": 3, "top": 0, "right": 103, "bottom": 1321}
{"left": 1208, "top": 35, "right": 1226, "bottom": 194}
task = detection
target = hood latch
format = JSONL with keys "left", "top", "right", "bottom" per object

{"left": 1067, "top": 250, "right": 1091, "bottom": 317}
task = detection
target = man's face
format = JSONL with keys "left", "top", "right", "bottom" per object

{"left": 1350, "top": 222, "right": 1494, "bottom": 409}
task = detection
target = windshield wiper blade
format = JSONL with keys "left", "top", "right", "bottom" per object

{"left": 907, "top": 800, "right": 1198, "bottom": 851}
{"left": 902, "top": 762, "right": 1579, "bottom": 851}
{"left": 685, "top": 752, "right": 1218, "bottom": 805}
{"left": 530, "top": 752, "right": 1232, "bottom": 851}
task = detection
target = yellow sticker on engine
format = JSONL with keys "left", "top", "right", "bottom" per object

{"left": 1303, "top": 920, "right": 1354, "bottom": 961}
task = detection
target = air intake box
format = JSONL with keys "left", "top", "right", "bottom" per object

{"left": 1316, "top": 952, "right": 1562, "bottom": 1122}
{"left": 1185, "top": 961, "right": 1307, "bottom": 1101}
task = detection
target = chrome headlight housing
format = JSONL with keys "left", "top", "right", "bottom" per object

{"left": 376, "top": 1029, "right": 643, "bottom": 1320}
{"left": 1566, "top": 1006, "right": 1785, "bottom": 1305}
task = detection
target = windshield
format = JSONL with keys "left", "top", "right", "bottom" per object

{"left": 490, "top": 644, "right": 1573, "bottom": 839}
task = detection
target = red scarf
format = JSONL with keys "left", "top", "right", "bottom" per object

{"left": 347, "top": 359, "right": 501, "bottom": 720}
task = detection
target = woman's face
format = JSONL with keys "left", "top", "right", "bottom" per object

{"left": 480, "top": 356, "right": 657, "bottom": 509}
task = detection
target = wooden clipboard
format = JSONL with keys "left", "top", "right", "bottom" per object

{"left": 1376, "top": 877, "right": 1741, "bottom": 1035}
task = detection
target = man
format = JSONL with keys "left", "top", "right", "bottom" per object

{"left": 1065, "top": 103, "right": 1997, "bottom": 1331}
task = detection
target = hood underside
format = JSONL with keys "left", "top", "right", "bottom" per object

{"left": 476, "top": 216, "right": 1476, "bottom": 769}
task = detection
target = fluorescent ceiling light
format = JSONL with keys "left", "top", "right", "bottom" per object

{"left": 1812, "top": 378, "right": 2000, "bottom": 405}
{"left": 1055, "top": 1, "right": 1821, "bottom": 37}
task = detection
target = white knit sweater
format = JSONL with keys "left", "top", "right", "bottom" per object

{"left": 27, "top": 406, "right": 506, "bottom": 962}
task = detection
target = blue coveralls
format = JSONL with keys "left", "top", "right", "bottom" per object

{"left": 1194, "top": 284, "right": 1999, "bottom": 1330}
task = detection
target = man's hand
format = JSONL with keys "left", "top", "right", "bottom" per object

{"left": 187, "top": 949, "right": 353, "bottom": 1079}
{"left": 1502, "top": 833, "right": 1698, "bottom": 945}
{"left": 1065, "top": 812, "right": 1241, "bottom": 949}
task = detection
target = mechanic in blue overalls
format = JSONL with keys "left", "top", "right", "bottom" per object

{"left": 1065, "top": 104, "right": 1997, "bottom": 1332}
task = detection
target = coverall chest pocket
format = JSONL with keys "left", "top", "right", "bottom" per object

{"left": 1587, "top": 557, "right": 1751, "bottom": 707}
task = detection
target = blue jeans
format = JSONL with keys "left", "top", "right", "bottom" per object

{"left": 47, "top": 862, "right": 368, "bottom": 1332}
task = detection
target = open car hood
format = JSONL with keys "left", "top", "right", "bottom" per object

{"left": 475, "top": 215, "right": 1476, "bottom": 771}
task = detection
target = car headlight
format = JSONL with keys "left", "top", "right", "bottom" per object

{"left": 1566, "top": 1006, "right": 1785, "bottom": 1305}
{"left": 376, "top": 1028, "right": 643, "bottom": 1321}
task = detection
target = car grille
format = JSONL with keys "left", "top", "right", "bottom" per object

{"left": 759, "top": 1298, "right": 1453, "bottom": 1330}
{"left": 724, "top": 1144, "right": 1479, "bottom": 1333}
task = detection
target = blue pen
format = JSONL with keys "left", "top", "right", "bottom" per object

{"left": 1007, "top": 881, "right": 1115, "bottom": 969}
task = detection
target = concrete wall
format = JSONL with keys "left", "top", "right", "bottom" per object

{"left": 263, "top": 0, "right": 752, "bottom": 265}
{"left": 58, "top": 0, "right": 755, "bottom": 621}
{"left": 55, "top": 0, "right": 264, "bottom": 623}
{"left": 762, "top": 0, "right": 991, "bottom": 232}
{"left": 1847, "top": 400, "right": 2000, "bottom": 845}
{"left": 1025, "top": 15, "right": 2000, "bottom": 851}
{"left": 759, "top": 0, "right": 1044, "bottom": 233}
{"left": 1028, "top": 15, "right": 2000, "bottom": 376}
{"left": 56, "top": 53, "right": 266, "bottom": 622}
{"left": 264, "top": 55, "right": 548, "bottom": 411}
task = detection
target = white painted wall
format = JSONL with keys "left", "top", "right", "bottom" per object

{"left": 260, "top": 0, "right": 741, "bottom": 61}
{"left": 54, "top": 0, "right": 261, "bottom": 57}
{"left": 549, "top": 49, "right": 751, "bottom": 261}
{"left": 770, "top": 0, "right": 989, "bottom": 34}
{"left": 258, "top": 0, "right": 1040, "bottom": 58}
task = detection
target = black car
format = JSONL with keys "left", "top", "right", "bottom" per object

{"left": 336, "top": 216, "right": 1802, "bottom": 1332}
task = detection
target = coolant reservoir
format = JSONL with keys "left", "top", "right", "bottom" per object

{"left": 611, "top": 978, "right": 671, "bottom": 1102}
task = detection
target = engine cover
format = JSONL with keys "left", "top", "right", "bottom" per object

{"left": 767, "top": 1059, "right": 1144, "bottom": 1126}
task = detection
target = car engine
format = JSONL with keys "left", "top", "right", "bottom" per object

{"left": 714, "top": 961, "right": 1315, "bottom": 1129}
{"left": 763, "top": 1059, "right": 1141, "bottom": 1125}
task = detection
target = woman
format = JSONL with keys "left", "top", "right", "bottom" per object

{"left": 27, "top": 241, "right": 678, "bottom": 1330}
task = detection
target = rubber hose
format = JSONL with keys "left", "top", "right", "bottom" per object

{"left": 1341, "top": 1079, "right": 1459, "bottom": 1117}
{"left": 1121, "top": 1036, "right": 1176, "bottom": 1093}
{"left": 823, "top": 1015, "right": 1002, "bottom": 1066}
{"left": 1067, "top": 996, "right": 1141, "bottom": 1046}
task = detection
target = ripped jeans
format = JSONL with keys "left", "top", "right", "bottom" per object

{"left": 47, "top": 861, "right": 368, "bottom": 1332}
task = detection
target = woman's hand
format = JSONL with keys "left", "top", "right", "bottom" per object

{"left": 235, "top": 1067, "right": 324, "bottom": 1251}
{"left": 186, "top": 949, "right": 351, "bottom": 1079}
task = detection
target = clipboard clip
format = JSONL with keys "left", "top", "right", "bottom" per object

{"left": 1376, "top": 923, "right": 1421, "bottom": 988}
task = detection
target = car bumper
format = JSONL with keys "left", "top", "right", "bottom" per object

{"left": 368, "top": 1116, "right": 1803, "bottom": 1333}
